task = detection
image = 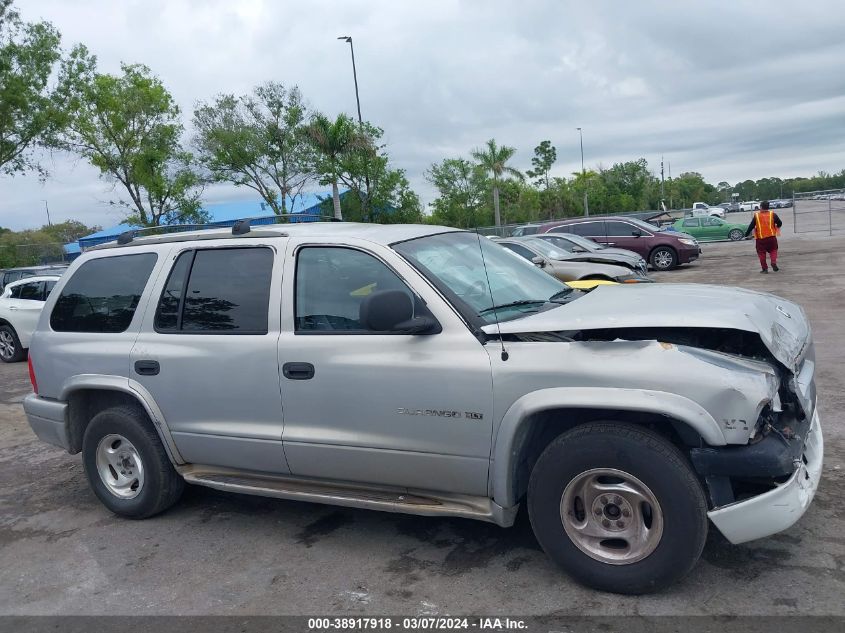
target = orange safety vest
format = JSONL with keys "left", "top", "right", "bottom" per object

{"left": 754, "top": 211, "right": 780, "bottom": 239}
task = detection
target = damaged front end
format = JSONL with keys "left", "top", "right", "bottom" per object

{"left": 484, "top": 284, "right": 822, "bottom": 543}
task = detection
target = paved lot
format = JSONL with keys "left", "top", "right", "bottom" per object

{"left": 1, "top": 215, "right": 844, "bottom": 616}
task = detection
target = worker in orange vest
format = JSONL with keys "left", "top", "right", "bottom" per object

{"left": 744, "top": 200, "right": 782, "bottom": 273}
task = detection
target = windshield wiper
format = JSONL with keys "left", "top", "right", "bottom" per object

{"left": 479, "top": 299, "right": 547, "bottom": 315}
{"left": 548, "top": 288, "right": 575, "bottom": 302}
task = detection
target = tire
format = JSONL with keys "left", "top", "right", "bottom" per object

{"left": 82, "top": 405, "right": 184, "bottom": 519}
{"left": 527, "top": 423, "right": 708, "bottom": 594}
{"left": 728, "top": 229, "right": 744, "bottom": 241}
{"left": 649, "top": 246, "right": 678, "bottom": 271}
{"left": 0, "top": 324, "right": 25, "bottom": 363}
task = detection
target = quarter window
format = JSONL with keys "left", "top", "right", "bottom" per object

{"left": 155, "top": 248, "right": 273, "bottom": 334}
{"left": 50, "top": 254, "right": 157, "bottom": 333}
{"left": 295, "top": 247, "right": 410, "bottom": 332}
{"left": 15, "top": 281, "right": 44, "bottom": 301}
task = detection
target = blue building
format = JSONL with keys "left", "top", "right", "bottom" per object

{"left": 77, "top": 192, "right": 339, "bottom": 250}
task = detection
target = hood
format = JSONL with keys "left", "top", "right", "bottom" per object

{"left": 482, "top": 283, "right": 810, "bottom": 372}
{"left": 559, "top": 252, "right": 643, "bottom": 269}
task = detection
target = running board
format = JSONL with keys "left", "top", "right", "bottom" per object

{"left": 178, "top": 465, "right": 517, "bottom": 526}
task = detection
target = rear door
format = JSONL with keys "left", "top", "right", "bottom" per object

{"left": 680, "top": 217, "right": 701, "bottom": 238}
{"left": 131, "top": 242, "right": 290, "bottom": 474}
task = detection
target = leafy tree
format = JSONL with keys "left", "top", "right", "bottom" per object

{"left": 0, "top": 219, "right": 100, "bottom": 267}
{"left": 193, "top": 82, "right": 316, "bottom": 215}
{"left": 425, "top": 158, "right": 487, "bottom": 228}
{"left": 525, "top": 140, "right": 556, "bottom": 190}
{"left": 331, "top": 159, "right": 423, "bottom": 224}
{"left": 471, "top": 139, "right": 523, "bottom": 227}
{"left": 50, "top": 47, "right": 205, "bottom": 227}
{"left": 305, "top": 113, "right": 370, "bottom": 220}
{"left": 0, "top": 0, "right": 63, "bottom": 176}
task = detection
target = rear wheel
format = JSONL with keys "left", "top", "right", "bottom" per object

{"left": 82, "top": 405, "right": 184, "bottom": 518}
{"left": 0, "top": 325, "right": 24, "bottom": 363}
{"left": 728, "top": 228, "right": 744, "bottom": 241}
{"left": 527, "top": 423, "right": 708, "bottom": 594}
{"left": 649, "top": 246, "right": 678, "bottom": 271}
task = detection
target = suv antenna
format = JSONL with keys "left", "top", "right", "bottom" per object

{"left": 475, "top": 231, "right": 509, "bottom": 361}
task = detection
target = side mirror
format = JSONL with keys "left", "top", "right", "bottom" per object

{"left": 359, "top": 289, "right": 438, "bottom": 334}
{"left": 631, "top": 230, "right": 642, "bottom": 237}
{"left": 531, "top": 256, "right": 546, "bottom": 267}
{"left": 571, "top": 246, "right": 587, "bottom": 253}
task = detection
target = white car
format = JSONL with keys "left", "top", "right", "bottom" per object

{"left": 0, "top": 275, "right": 61, "bottom": 362}
{"left": 739, "top": 201, "right": 761, "bottom": 212}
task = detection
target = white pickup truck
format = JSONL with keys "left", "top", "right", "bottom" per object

{"left": 690, "top": 203, "right": 726, "bottom": 218}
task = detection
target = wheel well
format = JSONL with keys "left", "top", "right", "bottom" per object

{"left": 66, "top": 389, "right": 151, "bottom": 454}
{"left": 0, "top": 318, "right": 14, "bottom": 331}
{"left": 509, "top": 407, "right": 703, "bottom": 504}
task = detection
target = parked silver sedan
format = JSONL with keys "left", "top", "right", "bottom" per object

{"left": 496, "top": 237, "right": 652, "bottom": 283}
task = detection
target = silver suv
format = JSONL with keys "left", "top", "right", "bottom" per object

{"left": 23, "top": 222, "right": 822, "bottom": 594}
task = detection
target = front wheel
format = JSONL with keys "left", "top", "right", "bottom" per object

{"left": 649, "top": 246, "right": 678, "bottom": 271}
{"left": 527, "top": 423, "right": 708, "bottom": 594}
{"left": 728, "top": 229, "right": 744, "bottom": 241}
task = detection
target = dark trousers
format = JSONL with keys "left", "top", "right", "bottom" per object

{"left": 755, "top": 236, "right": 778, "bottom": 270}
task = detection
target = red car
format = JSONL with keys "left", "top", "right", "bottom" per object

{"left": 538, "top": 216, "right": 701, "bottom": 271}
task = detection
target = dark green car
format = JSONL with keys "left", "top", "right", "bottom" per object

{"left": 672, "top": 216, "right": 747, "bottom": 242}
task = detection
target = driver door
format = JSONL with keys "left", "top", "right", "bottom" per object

{"left": 278, "top": 237, "right": 494, "bottom": 496}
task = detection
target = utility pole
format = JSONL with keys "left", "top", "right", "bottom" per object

{"left": 576, "top": 127, "right": 589, "bottom": 216}
{"left": 42, "top": 200, "right": 52, "bottom": 226}
{"left": 660, "top": 155, "right": 665, "bottom": 200}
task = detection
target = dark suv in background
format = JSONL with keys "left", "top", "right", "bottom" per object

{"left": 538, "top": 216, "right": 701, "bottom": 270}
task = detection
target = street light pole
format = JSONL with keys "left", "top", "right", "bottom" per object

{"left": 576, "top": 127, "right": 589, "bottom": 216}
{"left": 337, "top": 36, "right": 363, "bottom": 125}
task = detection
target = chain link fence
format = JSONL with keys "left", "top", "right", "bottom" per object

{"left": 792, "top": 189, "right": 845, "bottom": 236}
{"left": 0, "top": 242, "right": 72, "bottom": 268}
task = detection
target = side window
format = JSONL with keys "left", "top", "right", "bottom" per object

{"left": 548, "top": 226, "right": 571, "bottom": 234}
{"left": 50, "top": 254, "right": 157, "bottom": 333}
{"left": 704, "top": 217, "right": 721, "bottom": 226}
{"left": 18, "top": 281, "right": 44, "bottom": 301}
{"left": 682, "top": 219, "right": 700, "bottom": 227}
{"left": 155, "top": 248, "right": 273, "bottom": 334}
{"left": 570, "top": 222, "right": 603, "bottom": 237}
{"left": 500, "top": 243, "right": 537, "bottom": 261}
{"left": 606, "top": 221, "right": 636, "bottom": 236}
{"left": 295, "top": 247, "right": 410, "bottom": 332}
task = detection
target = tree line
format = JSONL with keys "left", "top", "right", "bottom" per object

{"left": 3, "top": 0, "right": 845, "bottom": 237}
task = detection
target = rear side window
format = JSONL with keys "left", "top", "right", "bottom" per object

{"left": 605, "top": 221, "right": 636, "bottom": 236}
{"left": 155, "top": 248, "right": 273, "bottom": 334}
{"left": 50, "top": 254, "right": 157, "bottom": 333}
{"left": 570, "top": 222, "right": 604, "bottom": 237}
{"left": 15, "top": 281, "right": 44, "bottom": 301}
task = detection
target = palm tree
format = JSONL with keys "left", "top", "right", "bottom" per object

{"left": 305, "top": 113, "right": 370, "bottom": 220}
{"left": 472, "top": 139, "right": 523, "bottom": 226}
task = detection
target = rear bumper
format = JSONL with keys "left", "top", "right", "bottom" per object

{"left": 23, "top": 394, "right": 70, "bottom": 452}
{"left": 707, "top": 408, "right": 823, "bottom": 544}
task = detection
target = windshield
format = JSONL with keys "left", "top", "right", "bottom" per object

{"left": 559, "top": 233, "right": 604, "bottom": 251}
{"left": 519, "top": 238, "right": 569, "bottom": 260}
{"left": 393, "top": 232, "right": 569, "bottom": 324}
{"left": 626, "top": 218, "right": 659, "bottom": 233}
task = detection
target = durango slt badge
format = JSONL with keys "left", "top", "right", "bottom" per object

{"left": 397, "top": 408, "right": 484, "bottom": 420}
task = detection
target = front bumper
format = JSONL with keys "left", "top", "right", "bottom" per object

{"left": 707, "top": 409, "right": 823, "bottom": 544}
{"left": 677, "top": 246, "right": 701, "bottom": 264}
{"left": 23, "top": 393, "right": 70, "bottom": 452}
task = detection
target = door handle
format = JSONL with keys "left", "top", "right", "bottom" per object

{"left": 283, "top": 362, "right": 315, "bottom": 380}
{"left": 8, "top": 306, "right": 17, "bottom": 311}
{"left": 134, "top": 360, "right": 160, "bottom": 376}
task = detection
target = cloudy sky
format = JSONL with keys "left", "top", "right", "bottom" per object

{"left": 3, "top": 0, "right": 845, "bottom": 231}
